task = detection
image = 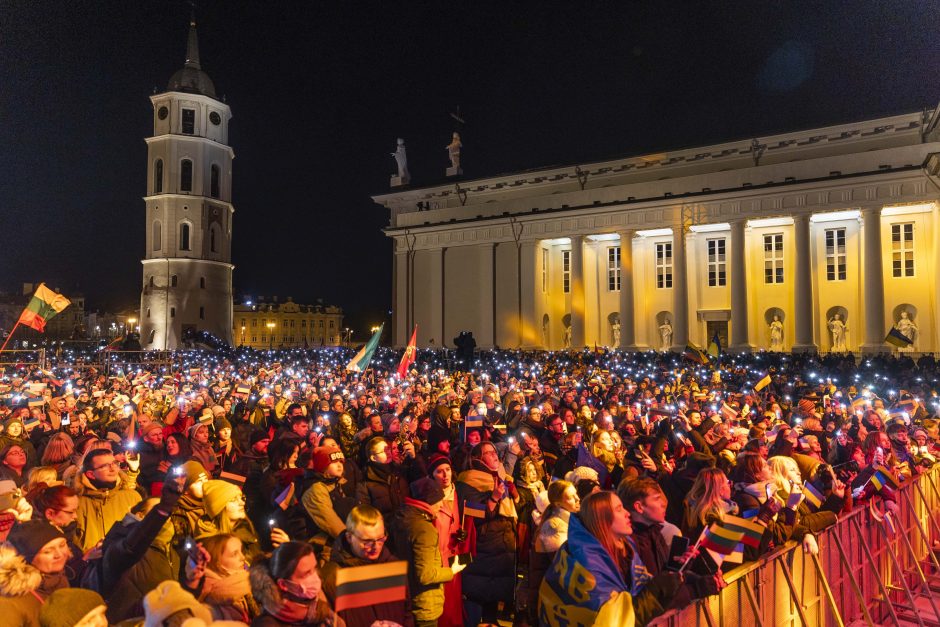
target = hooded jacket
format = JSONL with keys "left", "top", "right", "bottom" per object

{"left": 389, "top": 500, "right": 452, "bottom": 623}
{"left": 74, "top": 472, "right": 143, "bottom": 552}
{"left": 0, "top": 545, "right": 63, "bottom": 627}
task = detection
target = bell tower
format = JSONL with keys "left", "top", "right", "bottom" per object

{"left": 140, "top": 18, "right": 234, "bottom": 349}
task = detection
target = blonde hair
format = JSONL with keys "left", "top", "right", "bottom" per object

{"left": 767, "top": 456, "right": 801, "bottom": 494}
{"left": 684, "top": 468, "right": 729, "bottom": 527}
{"left": 345, "top": 504, "right": 384, "bottom": 534}
{"left": 26, "top": 467, "right": 59, "bottom": 491}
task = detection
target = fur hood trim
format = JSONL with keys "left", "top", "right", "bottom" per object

{"left": 0, "top": 545, "right": 40, "bottom": 596}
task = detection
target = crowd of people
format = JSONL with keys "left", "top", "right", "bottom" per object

{"left": 0, "top": 345, "right": 937, "bottom": 626}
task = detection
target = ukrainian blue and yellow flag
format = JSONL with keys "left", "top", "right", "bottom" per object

{"left": 540, "top": 514, "right": 635, "bottom": 627}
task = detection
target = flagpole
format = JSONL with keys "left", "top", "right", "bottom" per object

{"left": 678, "top": 526, "right": 708, "bottom": 575}
{"left": 0, "top": 322, "right": 22, "bottom": 353}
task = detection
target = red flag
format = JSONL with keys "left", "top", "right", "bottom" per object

{"left": 396, "top": 325, "right": 418, "bottom": 378}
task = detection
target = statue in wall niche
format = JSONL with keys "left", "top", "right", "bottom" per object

{"left": 895, "top": 310, "right": 918, "bottom": 350}
{"left": 542, "top": 318, "right": 550, "bottom": 349}
{"left": 611, "top": 320, "right": 621, "bottom": 347}
{"left": 769, "top": 315, "right": 784, "bottom": 351}
{"left": 564, "top": 324, "right": 572, "bottom": 350}
{"left": 391, "top": 138, "right": 410, "bottom": 181}
{"left": 828, "top": 314, "right": 848, "bottom": 353}
{"left": 446, "top": 132, "right": 462, "bottom": 169}
{"left": 658, "top": 319, "right": 673, "bottom": 350}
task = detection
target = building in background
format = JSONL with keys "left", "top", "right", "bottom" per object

{"left": 140, "top": 18, "right": 234, "bottom": 349}
{"left": 374, "top": 107, "right": 940, "bottom": 354}
{"left": 233, "top": 297, "right": 344, "bottom": 349}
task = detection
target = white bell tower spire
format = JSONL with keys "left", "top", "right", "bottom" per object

{"left": 139, "top": 17, "right": 234, "bottom": 349}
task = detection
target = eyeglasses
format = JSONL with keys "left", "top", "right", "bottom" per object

{"left": 351, "top": 533, "right": 387, "bottom": 548}
{"left": 93, "top": 461, "right": 119, "bottom": 471}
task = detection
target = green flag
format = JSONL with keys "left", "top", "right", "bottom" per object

{"left": 345, "top": 324, "right": 383, "bottom": 372}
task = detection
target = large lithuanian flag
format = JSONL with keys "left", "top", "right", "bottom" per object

{"left": 18, "top": 284, "right": 71, "bottom": 332}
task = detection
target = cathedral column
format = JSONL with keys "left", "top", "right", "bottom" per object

{"left": 792, "top": 213, "right": 817, "bottom": 352}
{"left": 519, "top": 240, "right": 539, "bottom": 349}
{"left": 617, "top": 230, "right": 637, "bottom": 350}
{"left": 860, "top": 206, "right": 888, "bottom": 353}
{"left": 477, "top": 243, "right": 495, "bottom": 349}
{"left": 671, "top": 226, "right": 689, "bottom": 350}
{"left": 729, "top": 219, "right": 753, "bottom": 352}
{"left": 570, "top": 235, "right": 586, "bottom": 348}
{"left": 394, "top": 249, "right": 408, "bottom": 347}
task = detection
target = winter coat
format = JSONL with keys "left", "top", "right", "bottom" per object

{"left": 535, "top": 508, "right": 570, "bottom": 553}
{"left": 301, "top": 472, "right": 356, "bottom": 558}
{"left": 320, "top": 536, "right": 411, "bottom": 627}
{"left": 0, "top": 547, "right": 67, "bottom": 627}
{"left": 198, "top": 567, "right": 260, "bottom": 623}
{"left": 389, "top": 500, "right": 453, "bottom": 623}
{"left": 358, "top": 461, "right": 408, "bottom": 527}
{"left": 74, "top": 473, "right": 143, "bottom": 551}
{"left": 455, "top": 467, "right": 517, "bottom": 604}
{"left": 99, "top": 510, "right": 181, "bottom": 623}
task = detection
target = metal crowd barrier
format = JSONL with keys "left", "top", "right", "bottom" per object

{"left": 0, "top": 348, "right": 46, "bottom": 371}
{"left": 651, "top": 467, "right": 940, "bottom": 627}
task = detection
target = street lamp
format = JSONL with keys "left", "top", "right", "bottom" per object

{"left": 240, "top": 325, "right": 246, "bottom": 346}
{"left": 266, "top": 322, "right": 276, "bottom": 350}
{"left": 370, "top": 325, "right": 380, "bottom": 333}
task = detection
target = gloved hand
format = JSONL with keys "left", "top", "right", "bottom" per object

{"left": 453, "top": 528, "right": 468, "bottom": 543}
{"left": 756, "top": 497, "right": 781, "bottom": 525}
{"left": 158, "top": 475, "right": 186, "bottom": 514}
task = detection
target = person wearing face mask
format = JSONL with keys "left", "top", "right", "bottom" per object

{"left": 95, "top": 473, "right": 185, "bottom": 622}
{"left": 0, "top": 520, "right": 71, "bottom": 624}
{"left": 250, "top": 541, "right": 341, "bottom": 627}
{"left": 320, "top": 505, "right": 410, "bottom": 627}
{"left": 74, "top": 448, "right": 142, "bottom": 552}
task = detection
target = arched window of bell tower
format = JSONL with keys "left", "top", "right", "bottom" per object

{"left": 154, "top": 159, "right": 163, "bottom": 194}
{"left": 152, "top": 220, "right": 162, "bottom": 251}
{"left": 210, "top": 164, "right": 220, "bottom": 198}
{"left": 179, "top": 221, "right": 192, "bottom": 251}
{"left": 180, "top": 159, "right": 193, "bottom": 192}
{"left": 210, "top": 224, "right": 221, "bottom": 253}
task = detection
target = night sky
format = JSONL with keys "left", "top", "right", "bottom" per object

{"left": 1, "top": 1, "right": 938, "bottom": 332}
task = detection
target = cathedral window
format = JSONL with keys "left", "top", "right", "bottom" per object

{"left": 200, "top": 277, "right": 206, "bottom": 289}
{"left": 655, "top": 243, "right": 673, "bottom": 289}
{"left": 763, "top": 234, "right": 784, "bottom": 284}
{"left": 179, "top": 222, "right": 192, "bottom": 251}
{"left": 152, "top": 220, "right": 162, "bottom": 251}
{"left": 607, "top": 246, "right": 621, "bottom": 291}
{"left": 825, "top": 228, "right": 847, "bottom": 281}
{"left": 199, "top": 306, "right": 205, "bottom": 320}
{"left": 562, "top": 250, "right": 571, "bottom": 293}
{"left": 210, "top": 164, "right": 220, "bottom": 198}
{"left": 171, "top": 275, "right": 178, "bottom": 287}
{"left": 891, "top": 223, "right": 914, "bottom": 277}
{"left": 154, "top": 159, "right": 164, "bottom": 194}
{"left": 706, "top": 238, "right": 726, "bottom": 287}
{"left": 181, "top": 108, "right": 195, "bottom": 135}
{"left": 170, "top": 307, "right": 176, "bottom": 318}
{"left": 180, "top": 160, "right": 193, "bottom": 192}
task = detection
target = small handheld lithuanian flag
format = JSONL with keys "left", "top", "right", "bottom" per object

{"left": 17, "top": 283, "right": 70, "bottom": 332}
{"left": 334, "top": 560, "right": 408, "bottom": 612}
{"left": 701, "top": 522, "right": 745, "bottom": 555}
{"left": 721, "top": 514, "right": 765, "bottom": 548}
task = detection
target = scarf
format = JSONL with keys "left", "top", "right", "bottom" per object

{"left": 457, "top": 468, "right": 518, "bottom": 520}
{"left": 201, "top": 568, "right": 255, "bottom": 622}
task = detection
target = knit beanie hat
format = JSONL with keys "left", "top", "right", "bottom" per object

{"left": 7, "top": 520, "right": 65, "bottom": 564}
{"left": 313, "top": 446, "right": 344, "bottom": 473}
{"left": 188, "top": 422, "right": 209, "bottom": 440}
{"left": 178, "top": 460, "right": 209, "bottom": 489}
{"left": 216, "top": 417, "right": 232, "bottom": 431}
{"left": 249, "top": 429, "right": 270, "bottom": 447}
{"left": 140, "top": 422, "right": 164, "bottom": 439}
{"left": 202, "top": 479, "right": 242, "bottom": 519}
{"left": 39, "top": 588, "right": 105, "bottom": 627}
{"left": 409, "top": 477, "right": 445, "bottom": 505}
{"left": 144, "top": 580, "right": 213, "bottom": 627}
{"left": 427, "top": 454, "right": 452, "bottom": 477}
